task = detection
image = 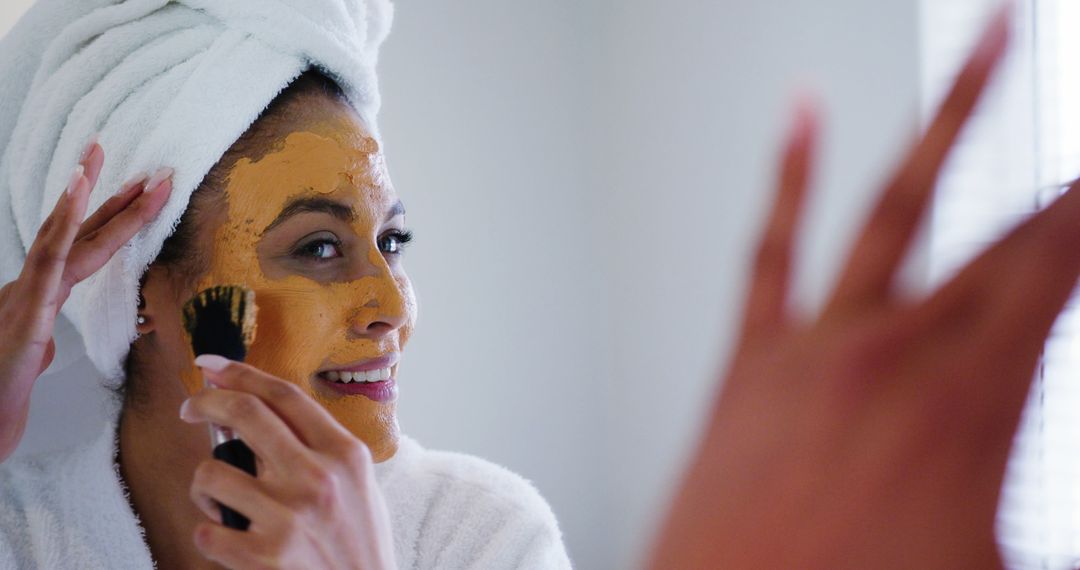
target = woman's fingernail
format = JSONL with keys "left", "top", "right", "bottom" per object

{"left": 79, "top": 133, "right": 100, "bottom": 162}
{"left": 194, "top": 354, "right": 231, "bottom": 372}
{"left": 144, "top": 167, "right": 174, "bottom": 193}
{"left": 66, "top": 165, "right": 85, "bottom": 196}
{"left": 121, "top": 171, "right": 150, "bottom": 192}
{"left": 179, "top": 399, "right": 192, "bottom": 420}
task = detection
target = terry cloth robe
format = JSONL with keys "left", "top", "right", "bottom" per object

{"left": 0, "top": 420, "right": 572, "bottom": 569}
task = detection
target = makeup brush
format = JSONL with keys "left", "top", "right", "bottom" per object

{"left": 182, "top": 285, "right": 258, "bottom": 531}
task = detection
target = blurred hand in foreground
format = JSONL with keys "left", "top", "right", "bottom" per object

{"left": 649, "top": 4, "right": 1067, "bottom": 568}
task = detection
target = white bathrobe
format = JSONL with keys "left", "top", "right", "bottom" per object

{"left": 0, "top": 418, "right": 571, "bottom": 569}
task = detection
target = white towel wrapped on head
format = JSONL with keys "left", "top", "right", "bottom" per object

{"left": 0, "top": 0, "right": 393, "bottom": 384}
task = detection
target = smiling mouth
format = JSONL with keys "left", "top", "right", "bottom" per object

{"left": 317, "top": 367, "right": 393, "bottom": 384}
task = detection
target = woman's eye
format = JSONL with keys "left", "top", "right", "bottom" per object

{"left": 297, "top": 237, "right": 342, "bottom": 260}
{"left": 379, "top": 229, "right": 414, "bottom": 255}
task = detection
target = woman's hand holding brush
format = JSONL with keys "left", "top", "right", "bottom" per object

{"left": 0, "top": 139, "right": 173, "bottom": 462}
{"left": 181, "top": 356, "right": 397, "bottom": 569}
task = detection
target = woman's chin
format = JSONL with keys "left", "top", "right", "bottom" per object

{"left": 350, "top": 422, "right": 398, "bottom": 463}
{"left": 334, "top": 409, "right": 400, "bottom": 463}
{"left": 369, "top": 431, "right": 400, "bottom": 463}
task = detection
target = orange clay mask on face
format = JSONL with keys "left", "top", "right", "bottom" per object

{"left": 179, "top": 122, "right": 416, "bottom": 462}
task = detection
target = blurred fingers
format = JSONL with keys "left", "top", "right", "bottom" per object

{"left": 826, "top": 2, "right": 1011, "bottom": 315}
{"left": 919, "top": 176, "right": 1080, "bottom": 413}
{"left": 741, "top": 96, "right": 818, "bottom": 337}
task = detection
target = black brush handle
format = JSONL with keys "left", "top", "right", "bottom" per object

{"left": 212, "top": 439, "right": 257, "bottom": 530}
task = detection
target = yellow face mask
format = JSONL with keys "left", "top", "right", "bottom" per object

{"left": 178, "top": 121, "right": 416, "bottom": 462}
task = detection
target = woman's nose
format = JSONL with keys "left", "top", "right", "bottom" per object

{"left": 355, "top": 298, "right": 408, "bottom": 338}
{"left": 347, "top": 278, "right": 412, "bottom": 339}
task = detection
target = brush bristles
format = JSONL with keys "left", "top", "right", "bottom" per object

{"left": 182, "top": 285, "right": 257, "bottom": 361}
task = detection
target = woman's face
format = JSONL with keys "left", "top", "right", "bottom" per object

{"left": 174, "top": 101, "right": 416, "bottom": 462}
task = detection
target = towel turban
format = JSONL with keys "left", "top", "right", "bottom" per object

{"left": 0, "top": 0, "right": 394, "bottom": 384}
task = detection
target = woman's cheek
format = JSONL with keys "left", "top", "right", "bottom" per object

{"left": 398, "top": 275, "right": 418, "bottom": 348}
{"left": 245, "top": 280, "right": 341, "bottom": 384}
{"left": 179, "top": 358, "right": 204, "bottom": 397}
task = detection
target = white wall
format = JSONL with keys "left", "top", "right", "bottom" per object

{"left": 4, "top": 1, "right": 922, "bottom": 568}
{"left": 377, "top": 3, "right": 611, "bottom": 568}
{"left": 0, "top": 0, "right": 34, "bottom": 37}
{"left": 592, "top": 2, "right": 921, "bottom": 567}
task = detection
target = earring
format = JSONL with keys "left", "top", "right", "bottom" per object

{"left": 136, "top": 289, "right": 148, "bottom": 326}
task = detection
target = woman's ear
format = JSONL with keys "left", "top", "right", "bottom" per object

{"left": 135, "top": 273, "right": 150, "bottom": 334}
{"left": 136, "top": 266, "right": 171, "bottom": 335}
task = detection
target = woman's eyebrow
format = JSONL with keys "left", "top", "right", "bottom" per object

{"left": 263, "top": 196, "right": 355, "bottom": 233}
{"left": 262, "top": 197, "right": 406, "bottom": 233}
{"left": 385, "top": 200, "right": 405, "bottom": 221}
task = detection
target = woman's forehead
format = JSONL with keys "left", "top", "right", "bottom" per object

{"left": 222, "top": 129, "right": 394, "bottom": 223}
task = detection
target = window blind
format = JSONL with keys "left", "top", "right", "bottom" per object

{"left": 921, "top": 1, "right": 1080, "bottom": 568}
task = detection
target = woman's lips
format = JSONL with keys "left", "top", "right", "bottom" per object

{"left": 315, "top": 362, "right": 398, "bottom": 402}
{"left": 318, "top": 353, "right": 399, "bottom": 375}
{"left": 318, "top": 376, "right": 397, "bottom": 402}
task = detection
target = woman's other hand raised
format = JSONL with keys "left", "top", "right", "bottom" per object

{"left": 0, "top": 141, "right": 173, "bottom": 462}
{"left": 650, "top": 3, "right": 1067, "bottom": 568}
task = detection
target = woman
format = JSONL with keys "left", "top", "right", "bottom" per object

{"left": 1, "top": 0, "right": 1069, "bottom": 568}
{"left": 0, "top": 0, "right": 569, "bottom": 568}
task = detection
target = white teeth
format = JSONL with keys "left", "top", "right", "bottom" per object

{"left": 325, "top": 367, "right": 392, "bottom": 383}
